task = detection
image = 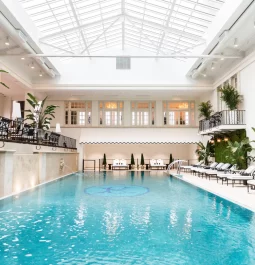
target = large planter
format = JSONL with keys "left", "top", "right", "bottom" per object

{"left": 37, "top": 129, "right": 45, "bottom": 143}
{"left": 131, "top": 164, "right": 135, "bottom": 169}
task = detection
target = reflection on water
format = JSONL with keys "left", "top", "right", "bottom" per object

{"left": 0, "top": 171, "right": 255, "bottom": 265}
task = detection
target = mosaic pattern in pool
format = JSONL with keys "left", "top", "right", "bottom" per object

{"left": 0, "top": 171, "right": 255, "bottom": 265}
{"left": 85, "top": 185, "right": 149, "bottom": 197}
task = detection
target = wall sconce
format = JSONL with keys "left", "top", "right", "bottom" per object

{"left": 224, "top": 137, "right": 229, "bottom": 142}
{"left": 56, "top": 123, "right": 61, "bottom": 133}
{"left": 217, "top": 138, "right": 221, "bottom": 143}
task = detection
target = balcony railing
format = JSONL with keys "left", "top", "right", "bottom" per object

{"left": 199, "top": 110, "right": 245, "bottom": 133}
{"left": 0, "top": 116, "right": 77, "bottom": 149}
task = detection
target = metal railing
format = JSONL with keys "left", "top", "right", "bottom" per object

{"left": 199, "top": 110, "right": 245, "bottom": 132}
{"left": 0, "top": 116, "right": 77, "bottom": 149}
{"left": 95, "top": 158, "right": 198, "bottom": 171}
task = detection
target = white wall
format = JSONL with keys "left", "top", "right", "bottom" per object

{"left": 0, "top": 95, "right": 4, "bottom": 116}
{"left": 84, "top": 143, "right": 198, "bottom": 168}
{"left": 240, "top": 59, "right": 255, "bottom": 140}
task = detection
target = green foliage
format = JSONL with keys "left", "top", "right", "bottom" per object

{"left": 140, "top": 153, "right": 144, "bottom": 165}
{"left": 225, "top": 138, "right": 252, "bottom": 169}
{"left": 215, "top": 130, "right": 248, "bottom": 169}
{"left": 195, "top": 141, "right": 215, "bottom": 165}
{"left": 102, "top": 153, "right": 107, "bottom": 166}
{"left": 198, "top": 100, "right": 214, "bottom": 119}
{"left": 131, "top": 153, "right": 135, "bottom": 165}
{"left": 218, "top": 84, "right": 242, "bottom": 110}
{"left": 24, "top": 93, "right": 59, "bottom": 130}
{"left": 0, "top": 70, "right": 9, "bottom": 89}
{"left": 169, "top": 153, "right": 173, "bottom": 164}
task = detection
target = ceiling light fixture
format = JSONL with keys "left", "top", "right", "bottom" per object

{"left": 220, "top": 53, "right": 224, "bottom": 60}
{"left": 234, "top": 38, "right": 238, "bottom": 47}
{"left": 5, "top": 37, "right": 10, "bottom": 46}
{"left": 211, "top": 63, "right": 215, "bottom": 70}
{"left": 21, "top": 57, "right": 25, "bottom": 60}
{"left": 30, "top": 63, "right": 35, "bottom": 69}
{"left": 39, "top": 71, "right": 43, "bottom": 77}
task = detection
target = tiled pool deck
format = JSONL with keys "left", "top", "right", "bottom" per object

{"left": 167, "top": 170, "right": 255, "bottom": 212}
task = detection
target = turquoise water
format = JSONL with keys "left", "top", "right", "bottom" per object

{"left": 0, "top": 171, "right": 255, "bottom": 265}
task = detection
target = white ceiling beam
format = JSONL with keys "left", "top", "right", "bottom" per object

{"left": 69, "top": 0, "right": 90, "bottom": 55}
{"left": 122, "top": 0, "right": 125, "bottom": 50}
{"left": 39, "top": 15, "right": 121, "bottom": 41}
{"left": 80, "top": 16, "right": 121, "bottom": 54}
{"left": 156, "top": 0, "right": 177, "bottom": 56}
{"left": 40, "top": 41, "right": 75, "bottom": 54}
{"left": 126, "top": 17, "right": 167, "bottom": 55}
{"left": 0, "top": 54, "right": 242, "bottom": 59}
{"left": 125, "top": 15, "right": 204, "bottom": 42}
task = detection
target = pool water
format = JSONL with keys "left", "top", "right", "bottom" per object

{"left": 1, "top": 171, "right": 255, "bottom": 265}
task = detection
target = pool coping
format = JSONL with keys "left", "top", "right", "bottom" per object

{"left": 164, "top": 171, "right": 255, "bottom": 213}
{"left": 0, "top": 171, "right": 79, "bottom": 201}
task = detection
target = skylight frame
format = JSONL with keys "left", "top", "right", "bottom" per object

{"left": 19, "top": 0, "right": 226, "bottom": 56}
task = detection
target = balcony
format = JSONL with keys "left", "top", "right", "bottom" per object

{"left": 199, "top": 110, "right": 246, "bottom": 135}
{"left": 0, "top": 116, "right": 77, "bottom": 149}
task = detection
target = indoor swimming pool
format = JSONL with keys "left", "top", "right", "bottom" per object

{"left": 0, "top": 171, "right": 255, "bottom": 265}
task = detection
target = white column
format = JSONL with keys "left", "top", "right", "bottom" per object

{"left": 0, "top": 95, "right": 4, "bottom": 116}
{"left": 77, "top": 144, "right": 84, "bottom": 171}
{"left": 156, "top": 100, "right": 163, "bottom": 126}
{"left": 124, "top": 100, "right": 130, "bottom": 126}
{"left": 3, "top": 96, "right": 12, "bottom": 118}
{"left": 92, "top": 101, "right": 98, "bottom": 126}
{"left": 0, "top": 150, "right": 15, "bottom": 197}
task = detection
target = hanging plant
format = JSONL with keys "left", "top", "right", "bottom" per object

{"left": 218, "top": 84, "right": 242, "bottom": 110}
{"left": 198, "top": 100, "right": 214, "bottom": 119}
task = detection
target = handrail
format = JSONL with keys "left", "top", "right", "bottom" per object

{"left": 199, "top": 110, "right": 245, "bottom": 132}
{"left": 167, "top": 160, "right": 187, "bottom": 174}
{"left": 0, "top": 116, "right": 77, "bottom": 149}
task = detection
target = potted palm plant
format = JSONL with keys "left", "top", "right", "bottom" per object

{"left": 140, "top": 153, "right": 145, "bottom": 169}
{"left": 131, "top": 153, "right": 135, "bottom": 169}
{"left": 25, "top": 93, "right": 59, "bottom": 142}
{"left": 198, "top": 101, "right": 214, "bottom": 119}
{"left": 0, "top": 70, "right": 9, "bottom": 89}
{"left": 218, "top": 84, "right": 242, "bottom": 124}
{"left": 195, "top": 141, "right": 215, "bottom": 165}
{"left": 102, "top": 153, "right": 107, "bottom": 169}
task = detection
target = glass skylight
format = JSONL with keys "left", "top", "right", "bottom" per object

{"left": 19, "top": 0, "right": 226, "bottom": 55}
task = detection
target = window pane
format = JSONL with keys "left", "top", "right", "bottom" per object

{"left": 71, "top": 111, "right": 77, "bottom": 124}
{"left": 79, "top": 111, "right": 85, "bottom": 125}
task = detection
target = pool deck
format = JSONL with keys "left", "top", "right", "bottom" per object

{"left": 166, "top": 170, "right": 255, "bottom": 212}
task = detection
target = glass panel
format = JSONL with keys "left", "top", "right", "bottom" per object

{"left": 79, "top": 111, "right": 85, "bottom": 125}
{"left": 105, "top": 102, "right": 117, "bottom": 109}
{"left": 65, "top": 110, "right": 68, "bottom": 125}
{"left": 88, "top": 112, "right": 92, "bottom": 124}
{"left": 169, "top": 102, "right": 189, "bottom": 109}
{"left": 71, "top": 111, "right": 77, "bottom": 125}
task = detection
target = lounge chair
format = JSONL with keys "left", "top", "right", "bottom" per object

{"left": 150, "top": 159, "right": 165, "bottom": 170}
{"left": 191, "top": 162, "right": 218, "bottom": 175}
{"left": 112, "top": 159, "right": 128, "bottom": 170}
{"left": 247, "top": 180, "right": 255, "bottom": 193}
{"left": 204, "top": 163, "right": 232, "bottom": 180}
{"left": 217, "top": 166, "right": 255, "bottom": 186}
{"left": 197, "top": 163, "right": 225, "bottom": 178}
{"left": 180, "top": 161, "right": 203, "bottom": 172}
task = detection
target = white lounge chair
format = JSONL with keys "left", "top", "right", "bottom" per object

{"left": 247, "top": 180, "right": 255, "bottom": 193}
{"left": 150, "top": 159, "right": 165, "bottom": 170}
{"left": 112, "top": 159, "right": 129, "bottom": 170}
{"left": 204, "top": 163, "right": 232, "bottom": 180}
{"left": 217, "top": 166, "right": 255, "bottom": 186}
{"left": 180, "top": 161, "right": 203, "bottom": 172}
{"left": 192, "top": 162, "right": 218, "bottom": 175}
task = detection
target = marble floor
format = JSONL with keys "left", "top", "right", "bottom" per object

{"left": 166, "top": 170, "right": 255, "bottom": 212}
